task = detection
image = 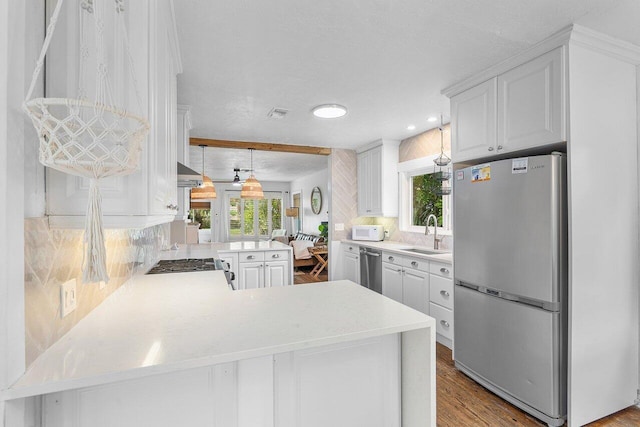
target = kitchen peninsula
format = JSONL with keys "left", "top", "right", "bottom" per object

{"left": 5, "top": 271, "right": 435, "bottom": 427}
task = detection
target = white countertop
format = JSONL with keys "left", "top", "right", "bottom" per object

{"left": 6, "top": 272, "right": 433, "bottom": 399}
{"left": 342, "top": 240, "right": 453, "bottom": 264}
{"left": 159, "top": 240, "right": 291, "bottom": 260}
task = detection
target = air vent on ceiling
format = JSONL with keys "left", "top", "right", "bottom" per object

{"left": 268, "top": 108, "right": 289, "bottom": 119}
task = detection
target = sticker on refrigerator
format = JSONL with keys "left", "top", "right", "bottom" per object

{"left": 511, "top": 158, "right": 529, "bottom": 174}
{"left": 471, "top": 164, "right": 491, "bottom": 182}
{"left": 456, "top": 170, "right": 464, "bottom": 181}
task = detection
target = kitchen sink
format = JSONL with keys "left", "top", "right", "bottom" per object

{"left": 403, "top": 248, "right": 445, "bottom": 255}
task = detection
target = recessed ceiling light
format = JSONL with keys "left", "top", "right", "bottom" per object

{"left": 407, "top": 125, "right": 416, "bottom": 130}
{"left": 427, "top": 116, "right": 438, "bottom": 122}
{"left": 312, "top": 104, "right": 347, "bottom": 119}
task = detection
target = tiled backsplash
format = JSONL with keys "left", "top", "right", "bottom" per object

{"left": 24, "top": 217, "right": 169, "bottom": 366}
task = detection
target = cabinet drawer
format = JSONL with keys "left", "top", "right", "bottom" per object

{"left": 239, "top": 251, "right": 265, "bottom": 262}
{"left": 429, "top": 303, "right": 453, "bottom": 340}
{"left": 430, "top": 275, "right": 453, "bottom": 310}
{"left": 265, "top": 250, "right": 289, "bottom": 261}
{"left": 343, "top": 244, "right": 359, "bottom": 254}
{"left": 429, "top": 261, "right": 452, "bottom": 278}
{"left": 382, "top": 251, "right": 404, "bottom": 266}
{"left": 405, "top": 257, "right": 429, "bottom": 272}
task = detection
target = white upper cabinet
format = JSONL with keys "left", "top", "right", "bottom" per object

{"left": 449, "top": 47, "right": 566, "bottom": 163}
{"left": 450, "top": 78, "right": 497, "bottom": 163}
{"left": 45, "top": 0, "right": 182, "bottom": 228}
{"left": 356, "top": 140, "right": 399, "bottom": 217}
{"left": 497, "top": 47, "right": 566, "bottom": 152}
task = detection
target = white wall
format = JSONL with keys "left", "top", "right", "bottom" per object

{"left": 290, "top": 168, "right": 329, "bottom": 236}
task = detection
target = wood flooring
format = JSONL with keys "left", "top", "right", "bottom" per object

{"left": 293, "top": 268, "right": 328, "bottom": 285}
{"left": 436, "top": 343, "right": 640, "bottom": 426}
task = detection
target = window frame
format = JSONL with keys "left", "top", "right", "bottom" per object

{"left": 227, "top": 191, "right": 284, "bottom": 240}
{"left": 398, "top": 155, "right": 452, "bottom": 236}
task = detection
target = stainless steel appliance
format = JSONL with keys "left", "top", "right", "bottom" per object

{"left": 453, "top": 153, "right": 567, "bottom": 427}
{"left": 359, "top": 247, "right": 382, "bottom": 294}
{"left": 147, "top": 258, "right": 235, "bottom": 289}
{"left": 352, "top": 225, "right": 385, "bottom": 241}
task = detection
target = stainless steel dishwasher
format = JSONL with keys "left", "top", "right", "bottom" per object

{"left": 359, "top": 247, "right": 382, "bottom": 294}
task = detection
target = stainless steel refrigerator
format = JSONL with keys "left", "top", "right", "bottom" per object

{"left": 453, "top": 153, "right": 567, "bottom": 427}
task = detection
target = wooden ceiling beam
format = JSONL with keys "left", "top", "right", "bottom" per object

{"left": 189, "top": 138, "right": 332, "bottom": 156}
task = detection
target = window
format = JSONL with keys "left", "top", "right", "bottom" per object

{"left": 411, "top": 173, "right": 444, "bottom": 227}
{"left": 228, "top": 191, "right": 284, "bottom": 239}
{"left": 399, "top": 156, "right": 452, "bottom": 234}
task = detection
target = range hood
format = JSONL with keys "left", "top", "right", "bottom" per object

{"left": 177, "top": 162, "right": 203, "bottom": 188}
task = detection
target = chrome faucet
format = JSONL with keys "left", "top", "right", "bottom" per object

{"left": 424, "top": 214, "right": 440, "bottom": 250}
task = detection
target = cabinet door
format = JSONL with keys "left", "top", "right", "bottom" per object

{"left": 497, "top": 47, "right": 565, "bottom": 152}
{"left": 451, "top": 78, "right": 497, "bottom": 163}
{"left": 343, "top": 252, "right": 360, "bottom": 285}
{"left": 239, "top": 262, "right": 263, "bottom": 290}
{"left": 381, "top": 263, "right": 403, "bottom": 304}
{"left": 265, "top": 261, "right": 289, "bottom": 287}
{"left": 357, "top": 151, "right": 370, "bottom": 216}
{"left": 148, "top": 0, "right": 178, "bottom": 215}
{"left": 402, "top": 267, "right": 429, "bottom": 315}
{"left": 367, "top": 146, "right": 383, "bottom": 215}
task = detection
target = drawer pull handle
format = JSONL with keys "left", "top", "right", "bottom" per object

{"left": 388, "top": 256, "right": 394, "bottom": 261}
{"left": 397, "top": 269, "right": 402, "bottom": 273}
{"left": 411, "top": 261, "right": 418, "bottom": 267}
{"left": 349, "top": 247, "right": 353, "bottom": 250}
{"left": 440, "top": 267, "right": 449, "bottom": 274}
{"left": 440, "top": 320, "right": 450, "bottom": 328}
{"left": 440, "top": 290, "right": 450, "bottom": 297}
{"left": 497, "top": 145, "right": 503, "bottom": 150}
{"left": 247, "top": 255, "right": 255, "bottom": 260}
{"left": 488, "top": 147, "right": 494, "bottom": 151}
{"left": 272, "top": 254, "right": 280, "bottom": 258}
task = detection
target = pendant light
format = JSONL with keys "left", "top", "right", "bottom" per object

{"left": 433, "top": 114, "right": 452, "bottom": 196}
{"left": 433, "top": 114, "right": 451, "bottom": 167}
{"left": 191, "top": 145, "right": 217, "bottom": 200}
{"left": 240, "top": 149, "right": 264, "bottom": 199}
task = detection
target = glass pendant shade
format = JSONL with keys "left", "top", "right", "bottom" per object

{"left": 240, "top": 175, "right": 264, "bottom": 199}
{"left": 191, "top": 176, "right": 217, "bottom": 200}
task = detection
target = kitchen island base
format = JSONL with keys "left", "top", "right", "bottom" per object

{"left": 41, "top": 332, "right": 433, "bottom": 427}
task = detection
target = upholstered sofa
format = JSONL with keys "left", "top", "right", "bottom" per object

{"left": 288, "top": 233, "right": 325, "bottom": 268}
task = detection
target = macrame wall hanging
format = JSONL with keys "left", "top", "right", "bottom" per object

{"left": 23, "top": 0, "right": 149, "bottom": 284}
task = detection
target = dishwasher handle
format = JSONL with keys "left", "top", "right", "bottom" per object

{"left": 360, "top": 249, "right": 380, "bottom": 257}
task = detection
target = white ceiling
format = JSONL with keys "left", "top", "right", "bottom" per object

{"left": 175, "top": 0, "right": 638, "bottom": 150}
{"left": 189, "top": 146, "right": 329, "bottom": 183}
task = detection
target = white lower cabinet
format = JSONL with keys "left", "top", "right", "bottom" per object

{"left": 223, "top": 249, "right": 292, "bottom": 290}
{"left": 428, "top": 261, "right": 454, "bottom": 349}
{"left": 382, "top": 258, "right": 429, "bottom": 315}
{"left": 43, "top": 335, "right": 400, "bottom": 427}
{"left": 341, "top": 244, "right": 360, "bottom": 284}
{"left": 382, "top": 252, "right": 429, "bottom": 314}
{"left": 381, "top": 251, "right": 454, "bottom": 349}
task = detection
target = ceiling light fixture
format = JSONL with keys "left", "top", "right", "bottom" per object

{"left": 240, "top": 149, "right": 264, "bottom": 199}
{"left": 407, "top": 125, "right": 416, "bottom": 131}
{"left": 232, "top": 169, "right": 242, "bottom": 187}
{"left": 427, "top": 116, "right": 438, "bottom": 123}
{"left": 191, "top": 145, "right": 217, "bottom": 200}
{"left": 312, "top": 104, "right": 347, "bottom": 119}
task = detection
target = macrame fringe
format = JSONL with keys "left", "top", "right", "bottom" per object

{"left": 82, "top": 179, "right": 109, "bottom": 284}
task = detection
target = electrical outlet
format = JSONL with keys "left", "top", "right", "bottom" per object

{"left": 99, "top": 280, "right": 106, "bottom": 290}
{"left": 334, "top": 223, "right": 344, "bottom": 231}
{"left": 60, "top": 279, "right": 77, "bottom": 318}
{"left": 384, "top": 229, "right": 390, "bottom": 239}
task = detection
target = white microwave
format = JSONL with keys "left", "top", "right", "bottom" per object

{"left": 352, "top": 225, "right": 385, "bottom": 241}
